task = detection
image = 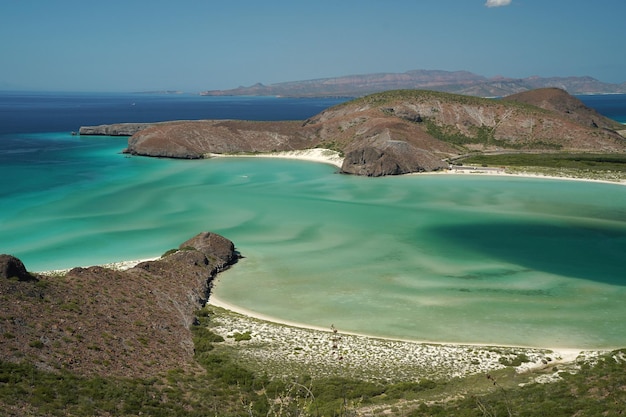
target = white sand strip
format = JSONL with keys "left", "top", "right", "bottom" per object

{"left": 207, "top": 148, "right": 344, "bottom": 168}
{"left": 208, "top": 294, "right": 332, "bottom": 333}
{"left": 435, "top": 168, "right": 626, "bottom": 186}
{"left": 209, "top": 149, "right": 625, "bottom": 186}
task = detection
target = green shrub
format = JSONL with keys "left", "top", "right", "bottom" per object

{"left": 161, "top": 248, "right": 178, "bottom": 257}
{"left": 498, "top": 353, "right": 531, "bottom": 367}
{"left": 191, "top": 326, "right": 224, "bottom": 343}
{"left": 230, "top": 331, "right": 252, "bottom": 342}
{"left": 28, "top": 340, "right": 44, "bottom": 349}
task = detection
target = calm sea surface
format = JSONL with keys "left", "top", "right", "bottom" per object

{"left": 1, "top": 91, "right": 625, "bottom": 349}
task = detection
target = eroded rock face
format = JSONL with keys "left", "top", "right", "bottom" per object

{"left": 0, "top": 254, "right": 36, "bottom": 282}
{"left": 341, "top": 140, "right": 448, "bottom": 177}
{"left": 179, "top": 231, "right": 238, "bottom": 269}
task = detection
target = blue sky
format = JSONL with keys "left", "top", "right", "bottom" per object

{"left": 1, "top": 0, "right": 625, "bottom": 92}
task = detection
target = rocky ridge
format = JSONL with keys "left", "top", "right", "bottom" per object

{"left": 502, "top": 88, "right": 624, "bottom": 131}
{"left": 78, "top": 122, "right": 156, "bottom": 136}
{"left": 199, "top": 70, "right": 626, "bottom": 97}
{"left": 125, "top": 120, "right": 308, "bottom": 159}
{"left": 82, "top": 88, "right": 626, "bottom": 177}
{"left": 0, "top": 232, "right": 238, "bottom": 378}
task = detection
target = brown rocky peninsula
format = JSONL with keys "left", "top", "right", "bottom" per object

{"left": 80, "top": 88, "right": 626, "bottom": 177}
{"left": 0, "top": 232, "right": 238, "bottom": 378}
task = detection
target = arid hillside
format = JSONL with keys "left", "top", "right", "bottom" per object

{"left": 502, "top": 87, "right": 625, "bottom": 131}
{"left": 0, "top": 232, "right": 238, "bottom": 379}
{"left": 117, "top": 88, "right": 626, "bottom": 176}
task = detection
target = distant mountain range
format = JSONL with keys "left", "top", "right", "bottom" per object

{"left": 200, "top": 69, "right": 626, "bottom": 98}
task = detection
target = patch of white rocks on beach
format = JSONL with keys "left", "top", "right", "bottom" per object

{"left": 207, "top": 308, "right": 595, "bottom": 383}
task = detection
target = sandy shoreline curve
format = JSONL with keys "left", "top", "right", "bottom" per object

{"left": 209, "top": 148, "right": 626, "bottom": 186}
{"left": 36, "top": 151, "right": 620, "bottom": 372}
{"left": 207, "top": 293, "right": 588, "bottom": 363}
{"left": 208, "top": 148, "right": 344, "bottom": 168}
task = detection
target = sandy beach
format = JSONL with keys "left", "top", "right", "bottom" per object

{"left": 208, "top": 148, "right": 345, "bottom": 168}
{"left": 207, "top": 293, "right": 599, "bottom": 383}
{"left": 210, "top": 148, "right": 626, "bottom": 186}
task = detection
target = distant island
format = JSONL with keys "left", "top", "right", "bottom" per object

{"left": 200, "top": 69, "right": 626, "bottom": 97}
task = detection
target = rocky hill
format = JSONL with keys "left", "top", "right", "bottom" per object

{"left": 200, "top": 69, "right": 626, "bottom": 97}
{"left": 0, "top": 232, "right": 238, "bottom": 379}
{"left": 118, "top": 88, "right": 626, "bottom": 176}
{"left": 502, "top": 88, "right": 625, "bottom": 131}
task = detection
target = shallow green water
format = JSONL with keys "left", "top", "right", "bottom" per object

{"left": 212, "top": 166, "right": 626, "bottom": 349}
{"left": 3, "top": 138, "right": 626, "bottom": 348}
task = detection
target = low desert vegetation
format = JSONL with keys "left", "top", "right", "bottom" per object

{"left": 458, "top": 152, "right": 626, "bottom": 181}
{"left": 1, "top": 305, "right": 625, "bottom": 416}
{"left": 459, "top": 152, "right": 626, "bottom": 171}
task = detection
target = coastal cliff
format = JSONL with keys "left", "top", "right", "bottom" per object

{"left": 86, "top": 88, "right": 626, "bottom": 176}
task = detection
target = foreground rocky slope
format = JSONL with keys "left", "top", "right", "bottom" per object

{"left": 0, "top": 232, "right": 238, "bottom": 378}
{"left": 83, "top": 88, "right": 626, "bottom": 176}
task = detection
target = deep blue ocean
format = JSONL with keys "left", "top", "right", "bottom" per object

{"left": 0, "top": 92, "right": 348, "bottom": 134}
{"left": 1, "top": 91, "right": 625, "bottom": 348}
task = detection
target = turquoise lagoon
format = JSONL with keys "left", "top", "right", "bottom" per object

{"left": 3, "top": 132, "right": 626, "bottom": 349}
